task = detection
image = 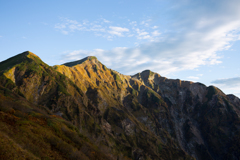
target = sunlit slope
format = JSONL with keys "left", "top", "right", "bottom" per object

{"left": 1, "top": 51, "right": 240, "bottom": 159}
{"left": 55, "top": 56, "right": 192, "bottom": 159}
{"left": 0, "top": 85, "right": 111, "bottom": 160}
{"left": 0, "top": 51, "right": 193, "bottom": 159}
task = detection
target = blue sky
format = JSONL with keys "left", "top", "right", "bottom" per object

{"left": 0, "top": 0, "right": 240, "bottom": 97}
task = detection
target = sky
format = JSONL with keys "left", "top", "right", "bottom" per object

{"left": 0, "top": 0, "right": 240, "bottom": 97}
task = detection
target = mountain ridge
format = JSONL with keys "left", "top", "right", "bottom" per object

{"left": 63, "top": 56, "right": 98, "bottom": 67}
{"left": 0, "top": 51, "right": 240, "bottom": 160}
{"left": 0, "top": 51, "right": 41, "bottom": 72}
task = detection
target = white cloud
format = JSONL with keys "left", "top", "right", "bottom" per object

{"left": 135, "top": 28, "right": 150, "bottom": 40}
{"left": 62, "top": 36, "right": 222, "bottom": 76}
{"left": 133, "top": 28, "right": 161, "bottom": 41}
{"left": 211, "top": 77, "right": 240, "bottom": 87}
{"left": 55, "top": 18, "right": 131, "bottom": 38}
{"left": 141, "top": 19, "right": 152, "bottom": 27}
{"left": 108, "top": 31, "right": 122, "bottom": 36}
{"left": 187, "top": 76, "right": 199, "bottom": 80}
{"left": 138, "top": 31, "right": 148, "bottom": 36}
{"left": 109, "top": 26, "right": 129, "bottom": 32}
{"left": 102, "top": 19, "right": 110, "bottom": 23}
{"left": 55, "top": 18, "right": 90, "bottom": 35}
{"left": 55, "top": 19, "right": 81, "bottom": 35}
{"left": 55, "top": 23, "right": 66, "bottom": 29}
{"left": 108, "top": 26, "right": 129, "bottom": 37}
{"left": 186, "top": 75, "right": 204, "bottom": 82}
{"left": 55, "top": 17, "right": 162, "bottom": 41}
{"left": 152, "top": 30, "right": 161, "bottom": 37}
{"left": 130, "top": 21, "right": 137, "bottom": 27}
{"left": 61, "top": 30, "right": 69, "bottom": 35}
{"left": 211, "top": 77, "right": 240, "bottom": 97}
{"left": 90, "top": 25, "right": 105, "bottom": 32}
{"left": 62, "top": 0, "right": 240, "bottom": 77}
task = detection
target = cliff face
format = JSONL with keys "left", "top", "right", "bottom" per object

{"left": 0, "top": 51, "right": 239, "bottom": 160}
{"left": 132, "top": 70, "right": 240, "bottom": 160}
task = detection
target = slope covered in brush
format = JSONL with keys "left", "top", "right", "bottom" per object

{"left": 1, "top": 51, "right": 240, "bottom": 160}
{"left": 0, "top": 84, "right": 112, "bottom": 160}
{"left": 55, "top": 55, "right": 192, "bottom": 159}
{"left": 0, "top": 52, "right": 193, "bottom": 159}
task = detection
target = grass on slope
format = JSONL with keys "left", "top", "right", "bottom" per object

{"left": 0, "top": 52, "right": 29, "bottom": 72}
{"left": 0, "top": 85, "right": 110, "bottom": 160}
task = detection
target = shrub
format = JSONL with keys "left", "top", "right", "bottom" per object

{"left": 206, "top": 86, "right": 217, "bottom": 100}
{"left": 47, "top": 119, "right": 60, "bottom": 134}
{"left": 103, "top": 65, "right": 107, "bottom": 71}
{"left": 89, "top": 56, "right": 97, "bottom": 61}
{"left": 131, "top": 89, "right": 138, "bottom": 96}
{"left": 57, "top": 84, "right": 70, "bottom": 96}
{"left": 158, "top": 144, "right": 162, "bottom": 153}
{"left": 94, "top": 65, "right": 98, "bottom": 72}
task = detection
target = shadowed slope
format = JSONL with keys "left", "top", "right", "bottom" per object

{"left": 1, "top": 51, "right": 240, "bottom": 160}
{"left": 0, "top": 52, "right": 193, "bottom": 159}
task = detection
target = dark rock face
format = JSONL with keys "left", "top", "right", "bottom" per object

{"left": 132, "top": 70, "right": 240, "bottom": 160}
{"left": 0, "top": 51, "right": 240, "bottom": 160}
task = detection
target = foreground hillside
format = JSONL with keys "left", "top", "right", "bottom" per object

{"left": 0, "top": 51, "right": 239, "bottom": 160}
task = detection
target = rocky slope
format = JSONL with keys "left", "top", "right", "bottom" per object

{"left": 0, "top": 51, "right": 239, "bottom": 160}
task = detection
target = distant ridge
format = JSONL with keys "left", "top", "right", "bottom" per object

{"left": 63, "top": 56, "right": 97, "bottom": 67}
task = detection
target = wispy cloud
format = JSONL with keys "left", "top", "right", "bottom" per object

{"left": 108, "top": 26, "right": 129, "bottom": 37}
{"left": 140, "top": 19, "right": 152, "bottom": 27}
{"left": 211, "top": 77, "right": 240, "bottom": 87}
{"left": 55, "top": 17, "right": 161, "bottom": 41}
{"left": 152, "top": 31, "right": 161, "bottom": 37}
{"left": 186, "top": 74, "right": 204, "bottom": 81}
{"left": 102, "top": 18, "right": 110, "bottom": 23}
{"left": 61, "top": 0, "right": 240, "bottom": 78}
{"left": 55, "top": 17, "right": 130, "bottom": 38}
{"left": 211, "top": 77, "right": 240, "bottom": 97}
{"left": 55, "top": 18, "right": 85, "bottom": 35}
{"left": 135, "top": 28, "right": 150, "bottom": 39}
{"left": 133, "top": 28, "right": 161, "bottom": 41}
{"left": 187, "top": 76, "right": 199, "bottom": 80}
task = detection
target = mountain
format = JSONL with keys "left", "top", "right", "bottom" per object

{"left": 0, "top": 51, "right": 240, "bottom": 160}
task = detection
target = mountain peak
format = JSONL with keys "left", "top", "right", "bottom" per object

{"left": 63, "top": 56, "right": 98, "bottom": 67}
{"left": 22, "top": 50, "right": 32, "bottom": 55}
{"left": 0, "top": 51, "right": 41, "bottom": 72}
{"left": 24, "top": 51, "right": 40, "bottom": 58}
{"left": 132, "top": 69, "right": 158, "bottom": 80}
{"left": 17, "top": 51, "right": 38, "bottom": 58}
{"left": 141, "top": 69, "right": 154, "bottom": 75}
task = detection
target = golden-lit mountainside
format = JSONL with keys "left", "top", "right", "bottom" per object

{"left": 0, "top": 51, "right": 240, "bottom": 160}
